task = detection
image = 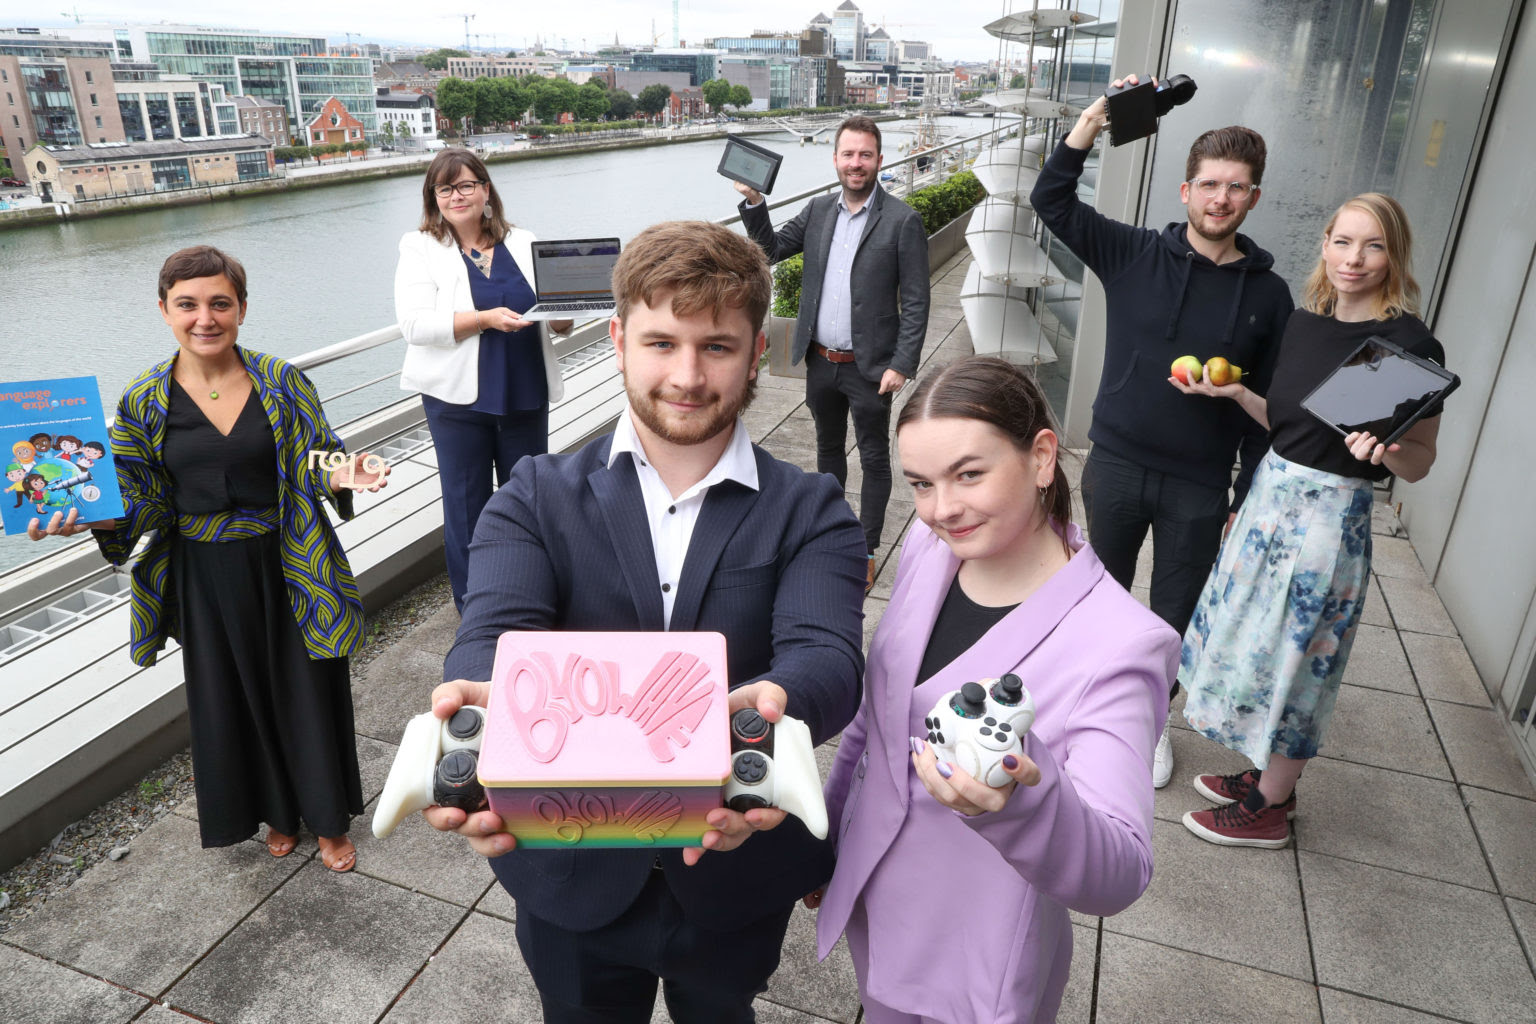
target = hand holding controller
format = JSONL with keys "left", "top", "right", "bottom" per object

{"left": 372, "top": 705, "right": 487, "bottom": 838}
{"left": 722, "top": 708, "right": 829, "bottom": 839}
{"left": 923, "top": 674, "right": 1035, "bottom": 788}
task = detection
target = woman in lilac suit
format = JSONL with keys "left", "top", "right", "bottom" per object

{"left": 816, "top": 357, "right": 1180, "bottom": 1023}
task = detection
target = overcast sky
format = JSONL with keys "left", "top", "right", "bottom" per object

{"left": 24, "top": 2, "right": 1112, "bottom": 64}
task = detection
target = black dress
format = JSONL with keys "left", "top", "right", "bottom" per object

{"left": 163, "top": 379, "right": 363, "bottom": 847}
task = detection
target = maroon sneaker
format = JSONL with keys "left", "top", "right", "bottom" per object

{"left": 1193, "top": 769, "right": 1297, "bottom": 820}
{"left": 1183, "top": 785, "right": 1291, "bottom": 848}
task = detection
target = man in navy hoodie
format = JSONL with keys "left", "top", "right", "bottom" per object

{"left": 1031, "top": 78, "right": 1292, "bottom": 788}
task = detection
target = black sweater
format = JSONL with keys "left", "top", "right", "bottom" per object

{"left": 1031, "top": 140, "right": 1293, "bottom": 505}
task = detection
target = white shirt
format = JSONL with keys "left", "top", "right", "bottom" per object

{"left": 607, "top": 407, "right": 760, "bottom": 628}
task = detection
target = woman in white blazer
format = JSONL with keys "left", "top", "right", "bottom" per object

{"left": 394, "top": 149, "right": 570, "bottom": 610}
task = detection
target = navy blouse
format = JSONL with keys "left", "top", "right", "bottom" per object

{"left": 462, "top": 242, "right": 548, "bottom": 414}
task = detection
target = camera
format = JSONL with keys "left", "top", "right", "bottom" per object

{"left": 1103, "top": 74, "right": 1198, "bottom": 147}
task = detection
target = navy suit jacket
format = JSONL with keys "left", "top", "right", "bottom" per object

{"left": 741, "top": 185, "right": 930, "bottom": 382}
{"left": 444, "top": 430, "right": 868, "bottom": 931}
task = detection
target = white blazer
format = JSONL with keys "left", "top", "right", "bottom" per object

{"left": 394, "top": 227, "right": 566, "bottom": 407}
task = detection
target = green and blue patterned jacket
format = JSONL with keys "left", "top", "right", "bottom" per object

{"left": 96, "top": 347, "right": 364, "bottom": 666}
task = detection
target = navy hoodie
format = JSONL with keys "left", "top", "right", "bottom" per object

{"left": 1031, "top": 139, "right": 1292, "bottom": 506}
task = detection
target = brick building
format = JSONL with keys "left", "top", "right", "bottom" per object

{"left": 231, "top": 96, "right": 288, "bottom": 145}
{"left": 303, "top": 96, "right": 365, "bottom": 151}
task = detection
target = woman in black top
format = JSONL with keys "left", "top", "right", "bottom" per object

{"left": 1168, "top": 193, "right": 1444, "bottom": 849}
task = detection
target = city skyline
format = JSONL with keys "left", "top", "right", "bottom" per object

{"left": 24, "top": 1, "right": 1098, "bottom": 63}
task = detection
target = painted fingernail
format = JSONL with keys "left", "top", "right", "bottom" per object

{"left": 1003, "top": 755, "right": 1020, "bottom": 771}
{"left": 936, "top": 762, "right": 954, "bottom": 779}
{"left": 910, "top": 737, "right": 925, "bottom": 755}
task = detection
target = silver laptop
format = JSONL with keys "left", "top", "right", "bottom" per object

{"left": 520, "top": 237, "right": 622, "bottom": 320}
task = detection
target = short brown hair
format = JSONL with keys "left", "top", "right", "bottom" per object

{"left": 834, "top": 115, "right": 882, "bottom": 153}
{"left": 612, "top": 221, "right": 770, "bottom": 331}
{"left": 1185, "top": 126, "right": 1267, "bottom": 185}
{"left": 418, "top": 148, "right": 512, "bottom": 246}
{"left": 158, "top": 246, "right": 248, "bottom": 305}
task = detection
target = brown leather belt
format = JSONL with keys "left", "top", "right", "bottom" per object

{"left": 813, "top": 342, "right": 857, "bottom": 364}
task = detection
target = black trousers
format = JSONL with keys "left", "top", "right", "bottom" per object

{"left": 1080, "top": 446, "right": 1231, "bottom": 697}
{"left": 804, "top": 348, "right": 892, "bottom": 554}
{"left": 514, "top": 869, "right": 794, "bottom": 1023}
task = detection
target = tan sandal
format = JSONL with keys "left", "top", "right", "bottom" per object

{"left": 265, "top": 829, "right": 298, "bottom": 858}
{"left": 318, "top": 835, "right": 356, "bottom": 873}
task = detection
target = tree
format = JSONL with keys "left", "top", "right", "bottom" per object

{"left": 1009, "top": 73, "right": 1027, "bottom": 89}
{"left": 728, "top": 84, "right": 753, "bottom": 110}
{"left": 494, "top": 76, "right": 527, "bottom": 125}
{"left": 473, "top": 76, "right": 519, "bottom": 129}
{"left": 436, "top": 77, "right": 475, "bottom": 132}
{"left": 420, "top": 47, "right": 469, "bottom": 71}
{"left": 379, "top": 121, "right": 396, "bottom": 148}
{"left": 575, "top": 80, "right": 610, "bottom": 122}
{"left": 700, "top": 78, "right": 732, "bottom": 112}
{"left": 636, "top": 83, "right": 672, "bottom": 119}
{"left": 605, "top": 88, "right": 635, "bottom": 120}
{"left": 532, "top": 78, "right": 580, "bottom": 122}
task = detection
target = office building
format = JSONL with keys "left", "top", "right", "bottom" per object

{"left": 26, "top": 134, "right": 274, "bottom": 200}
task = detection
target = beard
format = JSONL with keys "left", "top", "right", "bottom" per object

{"left": 1188, "top": 206, "right": 1243, "bottom": 244}
{"left": 838, "top": 167, "right": 876, "bottom": 199}
{"left": 625, "top": 373, "right": 757, "bottom": 447}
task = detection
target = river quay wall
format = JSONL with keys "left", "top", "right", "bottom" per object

{"left": 0, "top": 116, "right": 899, "bottom": 231}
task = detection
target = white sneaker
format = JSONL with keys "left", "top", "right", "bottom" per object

{"left": 1152, "top": 722, "right": 1173, "bottom": 789}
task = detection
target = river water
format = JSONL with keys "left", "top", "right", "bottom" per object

{"left": 0, "top": 117, "right": 990, "bottom": 570}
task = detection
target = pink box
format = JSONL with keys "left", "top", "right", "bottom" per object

{"left": 479, "top": 631, "right": 731, "bottom": 848}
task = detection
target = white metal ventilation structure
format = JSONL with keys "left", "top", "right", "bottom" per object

{"left": 961, "top": 5, "right": 1094, "bottom": 368}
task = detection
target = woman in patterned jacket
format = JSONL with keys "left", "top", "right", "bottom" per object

{"left": 28, "top": 246, "right": 388, "bottom": 872}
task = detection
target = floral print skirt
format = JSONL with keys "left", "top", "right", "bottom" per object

{"left": 1181, "top": 450, "right": 1374, "bottom": 767}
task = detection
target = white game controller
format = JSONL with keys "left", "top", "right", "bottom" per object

{"left": 721, "top": 708, "right": 829, "bottom": 840}
{"left": 372, "top": 705, "right": 487, "bottom": 839}
{"left": 923, "top": 674, "right": 1035, "bottom": 788}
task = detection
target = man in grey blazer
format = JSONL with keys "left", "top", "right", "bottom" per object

{"left": 736, "top": 115, "right": 930, "bottom": 592}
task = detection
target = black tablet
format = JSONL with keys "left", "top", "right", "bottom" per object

{"left": 718, "top": 136, "right": 784, "bottom": 195}
{"left": 1300, "top": 335, "right": 1458, "bottom": 446}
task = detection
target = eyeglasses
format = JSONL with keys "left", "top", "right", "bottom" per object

{"left": 433, "top": 180, "right": 486, "bottom": 198}
{"left": 1187, "top": 178, "right": 1259, "bottom": 201}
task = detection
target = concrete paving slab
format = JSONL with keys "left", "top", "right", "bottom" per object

{"left": 1463, "top": 785, "right": 1536, "bottom": 903}
{"left": 1093, "top": 929, "right": 1321, "bottom": 1024}
{"left": 763, "top": 904, "right": 861, "bottom": 1023}
{"left": 763, "top": 414, "right": 820, "bottom": 452}
{"left": 353, "top": 790, "right": 498, "bottom": 907}
{"left": 1321, "top": 684, "right": 1449, "bottom": 779}
{"left": 1056, "top": 923, "right": 1098, "bottom": 1024}
{"left": 139, "top": 1006, "right": 215, "bottom": 1021}
{"left": 356, "top": 733, "right": 397, "bottom": 809}
{"left": 4, "top": 813, "right": 303, "bottom": 994}
{"left": 1360, "top": 580, "right": 1393, "bottom": 628}
{"left": 1296, "top": 757, "right": 1493, "bottom": 891}
{"left": 379, "top": 910, "right": 540, "bottom": 1023}
{"left": 1342, "top": 622, "right": 1416, "bottom": 695}
{"left": 407, "top": 603, "right": 461, "bottom": 658}
{"left": 475, "top": 875, "right": 517, "bottom": 922}
{"left": 1318, "top": 987, "right": 1463, "bottom": 1023}
{"left": 350, "top": 645, "right": 446, "bottom": 746}
{"left": 1429, "top": 700, "right": 1536, "bottom": 798}
{"left": 1300, "top": 851, "right": 1536, "bottom": 1024}
{"left": 1104, "top": 818, "right": 1312, "bottom": 981}
{"left": 1369, "top": 534, "right": 1428, "bottom": 581}
{"left": 1402, "top": 631, "right": 1492, "bottom": 706}
{"left": 1153, "top": 726, "right": 1257, "bottom": 825}
{"left": 1376, "top": 575, "right": 1458, "bottom": 637}
{"left": 862, "top": 595, "right": 887, "bottom": 655}
{"left": 749, "top": 1000, "right": 848, "bottom": 1023}
{"left": 1507, "top": 897, "right": 1536, "bottom": 967}
{"left": 0, "top": 942, "right": 150, "bottom": 1023}
{"left": 165, "top": 860, "right": 466, "bottom": 1024}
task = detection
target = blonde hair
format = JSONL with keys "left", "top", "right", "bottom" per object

{"left": 1300, "top": 193, "right": 1420, "bottom": 320}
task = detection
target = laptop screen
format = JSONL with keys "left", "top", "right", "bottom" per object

{"left": 532, "top": 238, "right": 621, "bottom": 302}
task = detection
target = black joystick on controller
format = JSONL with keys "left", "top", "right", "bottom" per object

{"left": 953, "top": 681, "right": 989, "bottom": 718}
{"left": 991, "top": 673, "right": 1025, "bottom": 705}
{"left": 433, "top": 748, "right": 485, "bottom": 811}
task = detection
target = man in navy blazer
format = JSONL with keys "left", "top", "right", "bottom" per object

{"left": 424, "top": 221, "right": 867, "bottom": 1022}
{"left": 735, "top": 115, "right": 930, "bottom": 593}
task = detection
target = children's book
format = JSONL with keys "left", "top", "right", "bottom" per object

{"left": 1, "top": 377, "right": 126, "bottom": 536}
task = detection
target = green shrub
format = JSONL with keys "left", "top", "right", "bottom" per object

{"left": 772, "top": 255, "right": 804, "bottom": 318}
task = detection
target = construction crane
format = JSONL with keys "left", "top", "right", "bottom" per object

{"left": 454, "top": 13, "right": 475, "bottom": 51}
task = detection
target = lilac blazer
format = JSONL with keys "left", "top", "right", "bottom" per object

{"left": 819, "top": 520, "right": 1179, "bottom": 1023}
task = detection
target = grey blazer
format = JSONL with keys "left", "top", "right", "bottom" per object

{"left": 742, "top": 185, "right": 930, "bottom": 382}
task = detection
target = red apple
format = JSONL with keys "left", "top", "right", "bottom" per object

{"left": 1204, "top": 357, "right": 1243, "bottom": 386}
{"left": 1170, "top": 355, "right": 1202, "bottom": 385}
